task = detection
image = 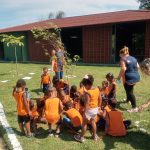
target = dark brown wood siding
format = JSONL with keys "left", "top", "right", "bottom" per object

{"left": 145, "top": 21, "right": 150, "bottom": 58}
{"left": 82, "top": 25, "right": 112, "bottom": 63}
{"left": 27, "top": 31, "right": 50, "bottom": 62}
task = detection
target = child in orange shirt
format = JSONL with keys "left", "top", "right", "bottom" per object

{"left": 74, "top": 75, "right": 102, "bottom": 142}
{"left": 99, "top": 99, "right": 131, "bottom": 136}
{"left": 63, "top": 101, "right": 83, "bottom": 133}
{"left": 106, "top": 73, "right": 117, "bottom": 101}
{"left": 12, "top": 79, "right": 32, "bottom": 137}
{"left": 58, "top": 89, "right": 72, "bottom": 109}
{"left": 45, "top": 87, "right": 63, "bottom": 137}
{"left": 41, "top": 67, "right": 51, "bottom": 93}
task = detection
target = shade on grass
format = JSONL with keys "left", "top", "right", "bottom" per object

{"left": 0, "top": 63, "right": 150, "bottom": 150}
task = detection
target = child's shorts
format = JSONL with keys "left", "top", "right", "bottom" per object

{"left": 43, "top": 84, "right": 49, "bottom": 93}
{"left": 85, "top": 107, "right": 99, "bottom": 121}
{"left": 18, "top": 115, "right": 30, "bottom": 123}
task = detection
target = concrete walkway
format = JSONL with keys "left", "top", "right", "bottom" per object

{"left": 0, "top": 137, "right": 7, "bottom": 150}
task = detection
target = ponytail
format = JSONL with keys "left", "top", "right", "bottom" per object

{"left": 120, "top": 46, "right": 129, "bottom": 55}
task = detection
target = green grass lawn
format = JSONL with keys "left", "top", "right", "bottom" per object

{"left": 0, "top": 62, "right": 150, "bottom": 150}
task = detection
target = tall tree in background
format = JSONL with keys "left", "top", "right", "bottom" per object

{"left": 48, "top": 11, "right": 65, "bottom": 19}
{"left": 138, "top": 0, "right": 150, "bottom": 9}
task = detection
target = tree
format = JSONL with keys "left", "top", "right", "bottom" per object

{"left": 138, "top": 0, "right": 150, "bottom": 9}
{"left": 0, "top": 34, "right": 24, "bottom": 75}
{"left": 48, "top": 11, "right": 65, "bottom": 19}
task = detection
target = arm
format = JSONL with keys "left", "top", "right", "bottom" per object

{"left": 40, "top": 75, "right": 43, "bottom": 88}
{"left": 59, "top": 100, "right": 63, "bottom": 113}
{"left": 12, "top": 87, "right": 16, "bottom": 97}
{"left": 51, "top": 60, "right": 55, "bottom": 72}
{"left": 117, "top": 60, "right": 126, "bottom": 80}
{"left": 23, "top": 93, "right": 30, "bottom": 115}
{"left": 84, "top": 93, "right": 90, "bottom": 111}
{"left": 98, "top": 92, "right": 102, "bottom": 107}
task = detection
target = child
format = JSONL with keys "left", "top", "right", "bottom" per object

{"left": 106, "top": 73, "right": 117, "bottom": 101}
{"left": 12, "top": 79, "right": 32, "bottom": 137}
{"left": 74, "top": 75, "right": 102, "bottom": 142}
{"left": 100, "top": 81, "right": 109, "bottom": 109}
{"left": 63, "top": 101, "right": 83, "bottom": 133}
{"left": 73, "top": 92, "right": 81, "bottom": 112}
{"left": 58, "top": 89, "right": 72, "bottom": 109}
{"left": 70, "top": 85, "right": 78, "bottom": 100}
{"left": 101, "top": 99, "right": 130, "bottom": 136}
{"left": 41, "top": 67, "right": 51, "bottom": 93}
{"left": 29, "top": 100, "right": 40, "bottom": 134}
{"left": 52, "top": 75, "right": 69, "bottom": 95}
{"left": 45, "top": 87, "right": 63, "bottom": 137}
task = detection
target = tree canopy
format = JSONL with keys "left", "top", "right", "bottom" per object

{"left": 138, "top": 0, "right": 150, "bottom": 9}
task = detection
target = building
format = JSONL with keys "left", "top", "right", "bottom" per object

{"left": 0, "top": 10, "right": 150, "bottom": 63}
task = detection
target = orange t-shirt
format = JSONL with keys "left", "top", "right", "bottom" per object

{"left": 87, "top": 88, "right": 100, "bottom": 108}
{"left": 31, "top": 107, "right": 39, "bottom": 118}
{"left": 45, "top": 98, "right": 60, "bottom": 124}
{"left": 104, "top": 105, "right": 112, "bottom": 113}
{"left": 66, "top": 108, "right": 82, "bottom": 127}
{"left": 107, "top": 110, "right": 126, "bottom": 136}
{"left": 13, "top": 91, "right": 29, "bottom": 116}
{"left": 107, "top": 82, "right": 117, "bottom": 95}
{"left": 41, "top": 74, "right": 51, "bottom": 84}
{"left": 100, "top": 87, "right": 109, "bottom": 96}
{"left": 78, "top": 87, "right": 84, "bottom": 95}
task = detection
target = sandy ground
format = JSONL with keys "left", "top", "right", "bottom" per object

{"left": 0, "top": 138, "right": 7, "bottom": 150}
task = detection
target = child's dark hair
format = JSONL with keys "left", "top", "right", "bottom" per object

{"left": 108, "top": 99, "right": 117, "bottom": 108}
{"left": 52, "top": 75, "right": 59, "bottom": 85}
{"left": 106, "top": 73, "right": 114, "bottom": 79}
{"left": 70, "top": 85, "right": 77, "bottom": 93}
{"left": 80, "top": 94, "right": 86, "bottom": 107}
{"left": 16, "top": 79, "right": 26, "bottom": 88}
{"left": 65, "top": 101, "right": 73, "bottom": 110}
{"left": 43, "top": 67, "right": 48, "bottom": 71}
{"left": 81, "top": 75, "right": 94, "bottom": 86}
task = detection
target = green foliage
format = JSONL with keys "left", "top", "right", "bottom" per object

{"left": 138, "top": 0, "right": 150, "bottom": 9}
{"left": 0, "top": 34, "right": 24, "bottom": 47}
{"left": 31, "top": 22, "right": 62, "bottom": 51}
{"left": 0, "top": 34, "right": 24, "bottom": 74}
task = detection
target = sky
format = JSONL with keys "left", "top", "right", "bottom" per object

{"left": 0, "top": 0, "right": 140, "bottom": 29}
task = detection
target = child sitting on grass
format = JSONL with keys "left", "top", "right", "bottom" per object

{"left": 99, "top": 99, "right": 131, "bottom": 136}
{"left": 41, "top": 67, "right": 51, "bottom": 93}
{"left": 12, "top": 79, "right": 32, "bottom": 137}
{"left": 63, "top": 101, "right": 82, "bottom": 133}
{"left": 45, "top": 87, "right": 63, "bottom": 137}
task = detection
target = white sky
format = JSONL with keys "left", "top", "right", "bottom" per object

{"left": 0, "top": 0, "right": 139, "bottom": 28}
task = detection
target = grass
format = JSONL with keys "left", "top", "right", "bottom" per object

{"left": 0, "top": 62, "right": 150, "bottom": 150}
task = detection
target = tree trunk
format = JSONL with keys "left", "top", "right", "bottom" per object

{"left": 14, "top": 46, "right": 18, "bottom": 75}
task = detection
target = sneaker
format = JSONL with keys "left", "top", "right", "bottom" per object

{"left": 55, "top": 129, "right": 61, "bottom": 138}
{"left": 127, "top": 107, "right": 138, "bottom": 113}
{"left": 93, "top": 134, "right": 99, "bottom": 141}
{"left": 74, "top": 134, "right": 85, "bottom": 143}
{"left": 48, "top": 130, "right": 53, "bottom": 137}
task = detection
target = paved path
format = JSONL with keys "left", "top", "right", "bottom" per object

{"left": 0, "top": 137, "right": 7, "bottom": 150}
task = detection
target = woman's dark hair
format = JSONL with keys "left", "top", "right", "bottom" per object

{"left": 16, "top": 79, "right": 26, "bottom": 88}
{"left": 81, "top": 75, "right": 94, "bottom": 86}
{"left": 52, "top": 75, "right": 59, "bottom": 85}
{"left": 106, "top": 72, "right": 114, "bottom": 79}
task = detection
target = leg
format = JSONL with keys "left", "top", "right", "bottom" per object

{"left": 90, "top": 118, "right": 99, "bottom": 141}
{"left": 60, "top": 71, "right": 63, "bottom": 79}
{"left": 18, "top": 123, "right": 25, "bottom": 135}
{"left": 24, "top": 115, "right": 32, "bottom": 136}
{"left": 125, "top": 83, "right": 136, "bottom": 108}
{"left": 81, "top": 116, "right": 88, "bottom": 137}
{"left": 55, "top": 72, "right": 60, "bottom": 80}
{"left": 124, "top": 83, "right": 130, "bottom": 102}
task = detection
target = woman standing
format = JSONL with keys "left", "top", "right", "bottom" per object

{"left": 117, "top": 46, "right": 140, "bottom": 113}
{"left": 51, "top": 47, "right": 65, "bottom": 80}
